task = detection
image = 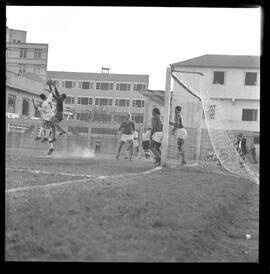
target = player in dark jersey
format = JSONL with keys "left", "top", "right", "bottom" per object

{"left": 150, "top": 107, "right": 163, "bottom": 166}
{"left": 46, "top": 82, "right": 67, "bottom": 143}
{"left": 116, "top": 113, "right": 135, "bottom": 161}
{"left": 169, "top": 106, "right": 187, "bottom": 165}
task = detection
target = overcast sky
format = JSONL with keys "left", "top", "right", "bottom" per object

{"left": 6, "top": 6, "right": 261, "bottom": 90}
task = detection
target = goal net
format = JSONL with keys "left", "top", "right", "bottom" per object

{"left": 164, "top": 67, "right": 259, "bottom": 185}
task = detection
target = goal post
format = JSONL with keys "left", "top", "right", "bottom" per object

{"left": 161, "top": 65, "right": 259, "bottom": 185}
{"left": 161, "top": 67, "right": 172, "bottom": 167}
{"left": 161, "top": 67, "right": 204, "bottom": 167}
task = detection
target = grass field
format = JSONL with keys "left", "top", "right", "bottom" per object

{"left": 5, "top": 148, "right": 259, "bottom": 262}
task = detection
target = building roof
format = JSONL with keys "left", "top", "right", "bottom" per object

{"left": 171, "top": 54, "right": 260, "bottom": 69}
{"left": 47, "top": 71, "right": 149, "bottom": 83}
{"left": 138, "top": 89, "right": 165, "bottom": 105}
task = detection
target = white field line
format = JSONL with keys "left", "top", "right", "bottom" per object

{"left": 6, "top": 167, "right": 95, "bottom": 178}
{"left": 5, "top": 166, "right": 162, "bottom": 194}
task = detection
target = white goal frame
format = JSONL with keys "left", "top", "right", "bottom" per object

{"left": 161, "top": 67, "right": 204, "bottom": 166}
{"left": 161, "top": 66, "right": 259, "bottom": 185}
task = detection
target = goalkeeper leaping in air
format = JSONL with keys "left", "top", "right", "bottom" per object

{"left": 169, "top": 105, "right": 187, "bottom": 165}
{"left": 45, "top": 80, "right": 67, "bottom": 144}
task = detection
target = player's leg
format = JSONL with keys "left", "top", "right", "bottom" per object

{"left": 55, "top": 123, "right": 66, "bottom": 136}
{"left": 55, "top": 112, "right": 66, "bottom": 136}
{"left": 128, "top": 140, "right": 133, "bottom": 161}
{"left": 150, "top": 140, "right": 161, "bottom": 165}
{"left": 48, "top": 136, "right": 54, "bottom": 155}
{"left": 156, "top": 142, "right": 162, "bottom": 165}
{"left": 35, "top": 120, "right": 46, "bottom": 141}
{"left": 116, "top": 141, "right": 125, "bottom": 159}
{"left": 145, "top": 141, "right": 150, "bottom": 159}
{"left": 40, "top": 120, "right": 52, "bottom": 142}
{"left": 49, "top": 124, "right": 57, "bottom": 143}
{"left": 125, "top": 144, "right": 130, "bottom": 159}
{"left": 178, "top": 138, "right": 186, "bottom": 165}
{"left": 35, "top": 124, "right": 45, "bottom": 140}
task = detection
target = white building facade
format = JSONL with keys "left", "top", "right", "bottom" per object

{"left": 6, "top": 27, "right": 48, "bottom": 81}
{"left": 171, "top": 54, "right": 260, "bottom": 157}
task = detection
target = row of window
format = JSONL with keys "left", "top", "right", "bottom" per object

{"left": 76, "top": 112, "right": 144, "bottom": 124}
{"left": 7, "top": 94, "right": 145, "bottom": 120}
{"left": 66, "top": 96, "right": 145, "bottom": 108}
{"left": 19, "top": 48, "right": 44, "bottom": 60}
{"left": 212, "top": 71, "right": 258, "bottom": 86}
{"left": 17, "top": 64, "right": 46, "bottom": 74}
{"left": 52, "top": 79, "right": 147, "bottom": 91}
{"left": 6, "top": 94, "right": 258, "bottom": 122}
{"left": 203, "top": 104, "right": 258, "bottom": 121}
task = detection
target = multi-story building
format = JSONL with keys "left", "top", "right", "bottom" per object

{"left": 47, "top": 70, "right": 149, "bottom": 135}
{"left": 6, "top": 27, "right": 48, "bottom": 81}
{"left": 6, "top": 70, "right": 45, "bottom": 117}
{"left": 170, "top": 54, "right": 260, "bottom": 157}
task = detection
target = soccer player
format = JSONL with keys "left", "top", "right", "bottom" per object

{"left": 32, "top": 94, "right": 54, "bottom": 143}
{"left": 169, "top": 106, "right": 187, "bottom": 165}
{"left": 46, "top": 81, "right": 67, "bottom": 143}
{"left": 250, "top": 141, "right": 257, "bottom": 164}
{"left": 235, "top": 133, "right": 247, "bottom": 167}
{"left": 150, "top": 107, "right": 163, "bottom": 166}
{"left": 116, "top": 113, "right": 135, "bottom": 161}
{"left": 95, "top": 136, "right": 101, "bottom": 153}
{"left": 142, "top": 128, "right": 151, "bottom": 159}
{"left": 133, "top": 130, "right": 140, "bottom": 157}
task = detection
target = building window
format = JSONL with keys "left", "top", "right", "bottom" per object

{"left": 245, "top": 72, "right": 257, "bottom": 86}
{"left": 76, "top": 112, "right": 90, "bottom": 121}
{"left": 132, "top": 113, "right": 144, "bottom": 124}
{"left": 115, "top": 98, "right": 130, "bottom": 107}
{"left": 253, "top": 136, "right": 260, "bottom": 145}
{"left": 19, "top": 48, "right": 27, "bottom": 58}
{"left": 65, "top": 96, "right": 75, "bottom": 104}
{"left": 132, "top": 99, "right": 145, "bottom": 108}
{"left": 242, "top": 109, "right": 258, "bottom": 121}
{"left": 22, "top": 98, "right": 30, "bottom": 116}
{"left": 34, "top": 49, "right": 42, "bottom": 59}
{"left": 116, "top": 83, "right": 131, "bottom": 91}
{"left": 79, "top": 97, "right": 92, "bottom": 105}
{"left": 114, "top": 113, "right": 127, "bottom": 123}
{"left": 91, "top": 128, "right": 118, "bottom": 135}
{"left": 19, "top": 64, "right": 26, "bottom": 73}
{"left": 134, "top": 83, "right": 146, "bottom": 91}
{"left": 33, "top": 64, "right": 41, "bottom": 74}
{"left": 96, "top": 82, "right": 114, "bottom": 90}
{"left": 95, "top": 98, "right": 113, "bottom": 106}
{"left": 79, "top": 81, "right": 93, "bottom": 89}
{"left": 62, "top": 81, "right": 76, "bottom": 89}
{"left": 213, "top": 71, "right": 225, "bottom": 85}
{"left": 7, "top": 94, "right": 16, "bottom": 113}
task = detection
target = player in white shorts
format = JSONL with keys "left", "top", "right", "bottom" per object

{"left": 32, "top": 93, "right": 54, "bottom": 143}
{"left": 116, "top": 113, "right": 135, "bottom": 161}
{"left": 169, "top": 105, "right": 187, "bottom": 165}
{"left": 150, "top": 107, "right": 163, "bottom": 166}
